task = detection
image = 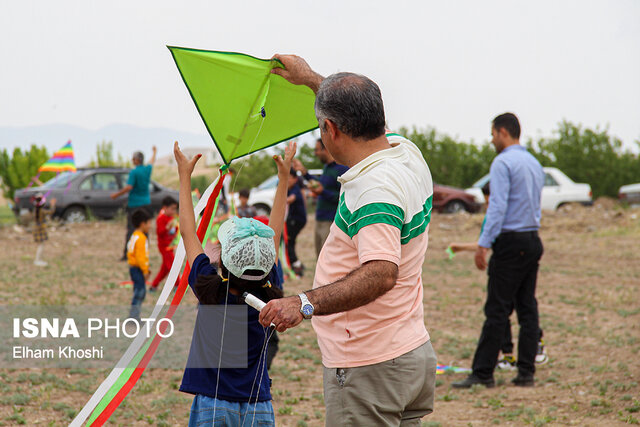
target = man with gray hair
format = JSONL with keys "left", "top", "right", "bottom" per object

{"left": 112, "top": 146, "right": 157, "bottom": 260}
{"left": 259, "top": 55, "right": 437, "bottom": 426}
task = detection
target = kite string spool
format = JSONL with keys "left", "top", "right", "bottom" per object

{"left": 243, "top": 292, "right": 266, "bottom": 311}
{"left": 243, "top": 292, "right": 275, "bottom": 328}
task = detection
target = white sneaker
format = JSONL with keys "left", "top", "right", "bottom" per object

{"left": 497, "top": 355, "right": 517, "bottom": 370}
{"left": 535, "top": 339, "right": 548, "bottom": 364}
{"left": 34, "top": 260, "right": 48, "bottom": 267}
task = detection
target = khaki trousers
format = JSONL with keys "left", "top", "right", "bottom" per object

{"left": 323, "top": 340, "right": 437, "bottom": 426}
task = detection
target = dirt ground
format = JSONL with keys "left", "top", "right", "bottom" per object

{"left": 0, "top": 200, "right": 638, "bottom": 426}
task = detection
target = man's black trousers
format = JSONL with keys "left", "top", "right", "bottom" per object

{"left": 471, "top": 231, "right": 543, "bottom": 379}
{"left": 285, "top": 217, "right": 306, "bottom": 265}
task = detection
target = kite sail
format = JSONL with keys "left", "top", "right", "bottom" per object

{"left": 39, "top": 140, "right": 76, "bottom": 172}
{"left": 19, "top": 141, "right": 77, "bottom": 199}
{"left": 72, "top": 48, "right": 319, "bottom": 425}
{"left": 167, "top": 46, "right": 318, "bottom": 164}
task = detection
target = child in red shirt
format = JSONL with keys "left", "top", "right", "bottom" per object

{"left": 150, "top": 196, "right": 179, "bottom": 291}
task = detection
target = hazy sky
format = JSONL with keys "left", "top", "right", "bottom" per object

{"left": 2, "top": 0, "right": 639, "bottom": 149}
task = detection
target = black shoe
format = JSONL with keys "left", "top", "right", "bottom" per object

{"left": 511, "top": 374, "right": 535, "bottom": 387}
{"left": 452, "top": 374, "right": 495, "bottom": 389}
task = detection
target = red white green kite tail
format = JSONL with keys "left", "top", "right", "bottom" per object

{"left": 71, "top": 171, "right": 226, "bottom": 426}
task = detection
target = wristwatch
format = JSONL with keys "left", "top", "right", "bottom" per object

{"left": 298, "top": 293, "right": 314, "bottom": 319}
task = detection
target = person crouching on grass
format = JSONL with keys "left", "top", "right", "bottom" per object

{"left": 173, "top": 140, "right": 295, "bottom": 427}
{"left": 127, "top": 208, "right": 152, "bottom": 320}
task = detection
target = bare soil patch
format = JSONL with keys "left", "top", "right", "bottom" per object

{"left": 0, "top": 204, "right": 638, "bottom": 426}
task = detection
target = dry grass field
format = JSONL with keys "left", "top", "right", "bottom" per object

{"left": 0, "top": 200, "right": 638, "bottom": 426}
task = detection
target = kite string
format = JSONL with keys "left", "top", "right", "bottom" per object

{"left": 231, "top": 114, "right": 266, "bottom": 196}
{"left": 212, "top": 276, "right": 231, "bottom": 423}
{"left": 226, "top": 113, "right": 273, "bottom": 424}
{"left": 243, "top": 325, "right": 272, "bottom": 423}
{"left": 250, "top": 328, "right": 275, "bottom": 427}
{"left": 209, "top": 115, "right": 266, "bottom": 424}
{"left": 213, "top": 103, "right": 281, "bottom": 425}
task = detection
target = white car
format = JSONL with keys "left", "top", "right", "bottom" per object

{"left": 619, "top": 183, "right": 640, "bottom": 207}
{"left": 465, "top": 167, "right": 593, "bottom": 211}
{"left": 241, "top": 169, "right": 323, "bottom": 217}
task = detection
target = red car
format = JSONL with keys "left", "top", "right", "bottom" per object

{"left": 433, "top": 184, "right": 481, "bottom": 214}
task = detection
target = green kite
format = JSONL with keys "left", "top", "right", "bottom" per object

{"left": 168, "top": 47, "right": 319, "bottom": 164}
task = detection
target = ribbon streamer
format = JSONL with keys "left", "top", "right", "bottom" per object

{"left": 71, "top": 169, "right": 227, "bottom": 426}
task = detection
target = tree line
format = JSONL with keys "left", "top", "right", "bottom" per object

{"left": 405, "top": 121, "right": 640, "bottom": 198}
{"left": 229, "top": 121, "right": 640, "bottom": 199}
{"left": 2, "top": 122, "right": 639, "bottom": 202}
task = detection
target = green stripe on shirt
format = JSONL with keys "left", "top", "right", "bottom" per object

{"left": 400, "top": 196, "right": 433, "bottom": 244}
{"left": 335, "top": 196, "right": 405, "bottom": 238}
{"left": 335, "top": 194, "right": 433, "bottom": 244}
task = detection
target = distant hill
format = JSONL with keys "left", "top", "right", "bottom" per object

{"left": 0, "top": 123, "right": 217, "bottom": 166}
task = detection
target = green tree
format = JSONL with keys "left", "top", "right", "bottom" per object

{"left": 297, "top": 143, "right": 323, "bottom": 170}
{"left": 182, "top": 124, "right": 640, "bottom": 200}
{"left": 191, "top": 174, "right": 213, "bottom": 195}
{"left": 401, "top": 123, "right": 640, "bottom": 198}
{"left": 534, "top": 122, "right": 640, "bottom": 198}
{"left": 89, "top": 140, "right": 116, "bottom": 167}
{"left": 401, "top": 127, "right": 495, "bottom": 188}
{"left": 0, "top": 145, "right": 53, "bottom": 201}
{"left": 230, "top": 153, "right": 277, "bottom": 191}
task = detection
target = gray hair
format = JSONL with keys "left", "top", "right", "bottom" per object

{"left": 132, "top": 151, "right": 144, "bottom": 163}
{"left": 315, "top": 72, "right": 386, "bottom": 141}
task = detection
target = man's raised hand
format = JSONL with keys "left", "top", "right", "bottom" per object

{"left": 271, "top": 54, "right": 323, "bottom": 93}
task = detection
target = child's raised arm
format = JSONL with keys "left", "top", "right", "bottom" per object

{"left": 174, "top": 141, "right": 205, "bottom": 266}
{"left": 269, "top": 141, "right": 297, "bottom": 260}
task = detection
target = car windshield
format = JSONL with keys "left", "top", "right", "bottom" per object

{"left": 472, "top": 174, "right": 490, "bottom": 188}
{"left": 41, "top": 171, "right": 78, "bottom": 188}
